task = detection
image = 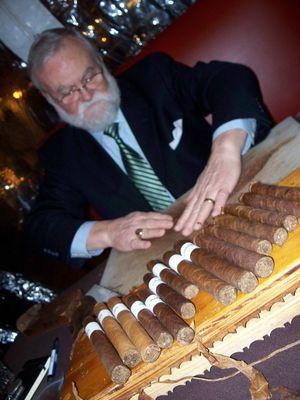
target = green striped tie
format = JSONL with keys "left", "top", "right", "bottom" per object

{"left": 104, "top": 122, "right": 172, "bottom": 211}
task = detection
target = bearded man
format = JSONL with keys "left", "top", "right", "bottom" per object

{"left": 25, "top": 28, "right": 272, "bottom": 266}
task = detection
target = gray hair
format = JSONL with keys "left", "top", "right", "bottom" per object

{"left": 28, "top": 28, "right": 101, "bottom": 90}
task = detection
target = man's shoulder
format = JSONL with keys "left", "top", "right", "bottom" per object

{"left": 119, "top": 52, "right": 174, "bottom": 78}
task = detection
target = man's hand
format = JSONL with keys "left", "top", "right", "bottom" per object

{"left": 174, "top": 129, "right": 247, "bottom": 236}
{"left": 87, "top": 211, "right": 173, "bottom": 252}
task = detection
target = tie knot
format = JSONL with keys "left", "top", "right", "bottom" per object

{"left": 104, "top": 122, "right": 119, "bottom": 139}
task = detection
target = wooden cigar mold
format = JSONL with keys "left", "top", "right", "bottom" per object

{"left": 61, "top": 176, "right": 300, "bottom": 400}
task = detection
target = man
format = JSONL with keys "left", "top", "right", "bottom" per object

{"left": 25, "top": 28, "right": 272, "bottom": 266}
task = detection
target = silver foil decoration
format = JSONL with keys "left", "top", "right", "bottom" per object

{"left": 0, "top": 326, "right": 18, "bottom": 344}
{"left": 0, "top": 270, "right": 56, "bottom": 303}
{"left": 41, "top": 0, "right": 191, "bottom": 68}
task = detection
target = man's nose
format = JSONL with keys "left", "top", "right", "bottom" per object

{"left": 79, "top": 86, "right": 93, "bottom": 102}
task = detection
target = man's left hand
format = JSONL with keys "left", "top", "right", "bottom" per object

{"left": 174, "top": 129, "right": 248, "bottom": 236}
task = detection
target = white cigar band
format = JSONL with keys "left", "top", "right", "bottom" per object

{"left": 182, "top": 243, "right": 199, "bottom": 261}
{"left": 112, "top": 303, "right": 129, "bottom": 318}
{"left": 152, "top": 262, "right": 168, "bottom": 277}
{"left": 131, "top": 301, "right": 147, "bottom": 319}
{"left": 97, "top": 309, "right": 113, "bottom": 325}
{"left": 180, "top": 242, "right": 194, "bottom": 257}
{"left": 168, "top": 254, "right": 184, "bottom": 272}
{"left": 148, "top": 276, "right": 164, "bottom": 294}
{"left": 85, "top": 321, "right": 103, "bottom": 339}
{"left": 145, "top": 294, "right": 164, "bottom": 313}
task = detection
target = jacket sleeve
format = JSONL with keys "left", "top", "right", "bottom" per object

{"left": 24, "top": 133, "right": 88, "bottom": 267}
{"left": 123, "top": 52, "right": 273, "bottom": 144}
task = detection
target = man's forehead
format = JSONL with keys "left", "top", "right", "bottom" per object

{"left": 38, "top": 38, "right": 96, "bottom": 89}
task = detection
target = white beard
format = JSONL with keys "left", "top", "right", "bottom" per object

{"left": 47, "top": 66, "right": 121, "bottom": 133}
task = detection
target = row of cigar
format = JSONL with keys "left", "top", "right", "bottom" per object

{"left": 83, "top": 182, "right": 300, "bottom": 386}
{"left": 83, "top": 285, "right": 196, "bottom": 385}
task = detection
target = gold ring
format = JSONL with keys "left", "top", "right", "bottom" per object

{"left": 204, "top": 197, "right": 215, "bottom": 205}
{"left": 135, "top": 228, "right": 144, "bottom": 239}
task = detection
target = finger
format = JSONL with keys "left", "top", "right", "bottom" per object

{"left": 138, "top": 219, "right": 173, "bottom": 231}
{"left": 211, "top": 189, "right": 230, "bottom": 217}
{"left": 139, "top": 212, "right": 173, "bottom": 221}
{"left": 174, "top": 194, "right": 198, "bottom": 231}
{"left": 190, "top": 199, "right": 215, "bottom": 230}
{"left": 139, "top": 228, "right": 166, "bottom": 239}
{"left": 130, "top": 238, "right": 152, "bottom": 250}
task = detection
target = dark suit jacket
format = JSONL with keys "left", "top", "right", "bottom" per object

{"left": 25, "top": 52, "right": 273, "bottom": 265}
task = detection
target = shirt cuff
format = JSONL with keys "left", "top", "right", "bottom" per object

{"left": 212, "top": 118, "right": 257, "bottom": 155}
{"left": 70, "top": 221, "right": 103, "bottom": 258}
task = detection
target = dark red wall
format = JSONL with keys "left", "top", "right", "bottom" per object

{"left": 122, "top": 0, "right": 300, "bottom": 122}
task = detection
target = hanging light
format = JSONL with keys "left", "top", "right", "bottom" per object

{"left": 12, "top": 90, "right": 23, "bottom": 100}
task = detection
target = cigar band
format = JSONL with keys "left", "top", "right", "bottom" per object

{"left": 85, "top": 321, "right": 103, "bottom": 339}
{"left": 145, "top": 294, "right": 163, "bottom": 313}
{"left": 131, "top": 301, "right": 147, "bottom": 318}
{"left": 112, "top": 303, "right": 129, "bottom": 318}
{"left": 182, "top": 243, "right": 199, "bottom": 261}
{"left": 169, "top": 254, "right": 184, "bottom": 272}
{"left": 180, "top": 242, "right": 193, "bottom": 257}
{"left": 148, "top": 276, "right": 163, "bottom": 294}
{"left": 152, "top": 262, "right": 168, "bottom": 277}
{"left": 97, "top": 309, "right": 113, "bottom": 325}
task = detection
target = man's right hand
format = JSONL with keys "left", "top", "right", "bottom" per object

{"left": 87, "top": 211, "right": 174, "bottom": 252}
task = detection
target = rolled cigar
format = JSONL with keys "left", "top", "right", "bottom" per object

{"left": 163, "top": 251, "right": 237, "bottom": 305}
{"left": 107, "top": 296, "right": 160, "bottom": 363}
{"left": 147, "top": 260, "right": 199, "bottom": 299}
{"left": 83, "top": 316, "right": 131, "bottom": 384}
{"left": 174, "top": 241, "right": 258, "bottom": 293}
{"left": 224, "top": 204, "right": 297, "bottom": 232}
{"left": 240, "top": 192, "right": 300, "bottom": 218}
{"left": 137, "top": 287, "right": 195, "bottom": 345}
{"left": 193, "top": 235, "right": 274, "bottom": 278}
{"left": 214, "top": 214, "right": 288, "bottom": 246}
{"left": 123, "top": 293, "right": 173, "bottom": 349}
{"left": 143, "top": 273, "right": 196, "bottom": 319}
{"left": 249, "top": 181, "right": 300, "bottom": 201}
{"left": 94, "top": 303, "right": 141, "bottom": 368}
{"left": 203, "top": 225, "right": 272, "bottom": 255}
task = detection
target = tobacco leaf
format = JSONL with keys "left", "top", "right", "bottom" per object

{"left": 72, "top": 381, "right": 84, "bottom": 400}
{"left": 138, "top": 389, "right": 154, "bottom": 400}
{"left": 196, "top": 337, "right": 272, "bottom": 400}
{"left": 272, "top": 386, "right": 300, "bottom": 399}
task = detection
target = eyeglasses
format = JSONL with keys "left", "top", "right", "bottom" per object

{"left": 55, "top": 67, "right": 104, "bottom": 105}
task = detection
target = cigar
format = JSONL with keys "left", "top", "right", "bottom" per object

{"left": 174, "top": 241, "right": 258, "bottom": 293}
{"left": 214, "top": 214, "right": 288, "bottom": 247}
{"left": 147, "top": 260, "right": 199, "bottom": 299}
{"left": 83, "top": 316, "right": 131, "bottom": 384}
{"left": 202, "top": 225, "right": 272, "bottom": 255}
{"left": 123, "top": 293, "right": 173, "bottom": 349}
{"left": 137, "top": 287, "right": 195, "bottom": 345}
{"left": 193, "top": 234, "right": 274, "bottom": 278}
{"left": 240, "top": 192, "right": 300, "bottom": 218}
{"left": 143, "top": 273, "right": 196, "bottom": 319}
{"left": 249, "top": 181, "right": 300, "bottom": 201}
{"left": 107, "top": 297, "right": 160, "bottom": 363}
{"left": 163, "top": 251, "right": 237, "bottom": 305}
{"left": 224, "top": 203, "right": 297, "bottom": 232}
{"left": 94, "top": 303, "right": 141, "bottom": 368}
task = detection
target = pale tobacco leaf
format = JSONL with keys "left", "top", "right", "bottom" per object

{"left": 138, "top": 389, "right": 155, "bottom": 400}
{"left": 272, "top": 386, "right": 300, "bottom": 399}
{"left": 72, "top": 382, "right": 84, "bottom": 400}
{"left": 196, "top": 336, "right": 272, "bottom": 400}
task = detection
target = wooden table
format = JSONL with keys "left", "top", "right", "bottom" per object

{"left": 100, "top": 117, "right": 300, "bottom": 295}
